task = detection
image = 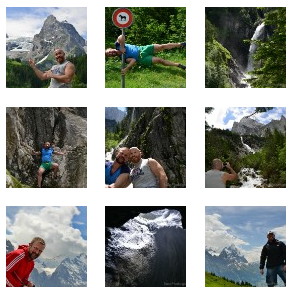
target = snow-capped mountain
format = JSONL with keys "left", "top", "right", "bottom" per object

{"left": 31, "top": 253, "right": 87, "bottom": 287}
{"left": 219, "top": 244, "right": 248, "bottom": 264}
{"left": 106, "top": 209, "right": 186, "bottom": 286}
{"left": 205, "top": 245, "right": 280, "bottom": 287}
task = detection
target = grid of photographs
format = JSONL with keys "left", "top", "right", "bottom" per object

{"left": 1, "top": 0, "right": 290, "bottom": 292}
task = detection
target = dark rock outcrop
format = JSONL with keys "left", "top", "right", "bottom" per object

{"left": 6, "top": 107, "right": 87, "bottom": 188}
{"left": 121, "top": 108, "right": 186, "bottom": 188}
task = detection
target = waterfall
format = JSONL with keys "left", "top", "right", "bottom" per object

{"left": 239, "top": 168, "right": 264, "bottom": 188}
{"left": 240, "top": 136, "right": 255, "bottom": 154}
{"left": 247, "top": 23, "right": 265, "bottom": 72}
{"left": 130, "top": 107, "right": 135, "bottom": 125}
{"left": 105, "top": 148, "right": 114, "bottom": 161}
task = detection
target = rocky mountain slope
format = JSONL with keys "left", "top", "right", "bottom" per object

{"left": 6, "top": 107, "right": 87, "bottom": 188}
{"left": 7, "top": 14, "right": 86, "bottom": 64}
{"left": 232, "top": 116, "right": 286, "bottom": 136}
{"left": 205, "top": 245, "right": 266, "bottom": 286}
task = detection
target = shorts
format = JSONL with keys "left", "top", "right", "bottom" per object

{"left": 138, "top": 45, "right": 154, "bottom": 66}
{"left": 40, "top": 162, "right": 52, "bottom": 171}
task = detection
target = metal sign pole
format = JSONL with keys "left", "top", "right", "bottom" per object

{"left": 121, "top": 28, "right": 125, "bottom": 88}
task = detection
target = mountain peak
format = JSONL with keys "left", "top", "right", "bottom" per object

{"left": 219, "top": 245, "right": 248, "bottom": 264}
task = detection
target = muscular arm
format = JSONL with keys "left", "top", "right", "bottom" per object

{"left": 222, "top": 163, "right": 238, "bottom": 184}
{"left": 148, "top": 159, "right": 168, "bottom": 188}
{"left": 28, "top": 59, "right": 49, "bottom": 80}
{"left": 122, "top": 58, "right": 137, "bottom": 75}
{"left": 46, "top": 63, "right": 75, "bottom": 83}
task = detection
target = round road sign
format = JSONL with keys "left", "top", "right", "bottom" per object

{"left": 112, "top": 8, "right": 133, "bottom": 28}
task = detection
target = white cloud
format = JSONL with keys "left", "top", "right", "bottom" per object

{"left": 6, "top": 206, "right": 86, "bottom": 259}
{"left": 205, "top": 214, "right": 248, "bottom": 253}
{"left": 7, "top": 16, "right": 44, "bottom": 38}
{"left": 6, "top": 8, "right": 87, "bottom": 38}
{"left": 205, "top": 107, "right": 285, "bottom": 130}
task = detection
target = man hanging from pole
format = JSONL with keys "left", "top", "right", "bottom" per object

{"left": 106, "top": 35, "right": 186, "bottom": 76}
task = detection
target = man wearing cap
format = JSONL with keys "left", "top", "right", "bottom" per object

{"left": 259, "top": 231, "right": 286, "bottom": 287}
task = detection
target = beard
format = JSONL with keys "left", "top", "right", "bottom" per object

{"left": 130, "top": 156, "right": 140, "bottom": 164}
{"left": 29, "top": 252, "right": 40, "bottom": 260}
{"left": 115, "top": 156, "right": 126, "bottom": 164}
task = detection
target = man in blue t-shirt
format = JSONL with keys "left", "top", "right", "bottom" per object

{"left": 32, "top": 142, "right": 65, "bottom": 187}
{"left": 105, "top": 35, "right": 186, "bottom": 75}
{"left": 105, "top": 147, "right": 131, "bottom": 188}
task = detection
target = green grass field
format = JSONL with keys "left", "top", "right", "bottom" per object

{"left": 105, "top": 51, "right": 186, "bottom": 88}
{"left": 205, "top": 272, "right": 253, "bottom": 287}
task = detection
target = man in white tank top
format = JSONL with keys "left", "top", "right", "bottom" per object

{"left": 205, "top": 158, "right": 238, "bottom": 188}
{"left": 129, "top": 147, "right": 168, "bottom": 188}
{"left": 29, "top": 49, "right": 75, "bottom": 88}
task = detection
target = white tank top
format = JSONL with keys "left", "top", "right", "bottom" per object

{"left": 49, "top": 61, "right": 72, "bottom": 88}
{"left": 130, "top": 159, "right": 158, "bottom": 188}
{"left": 205, "top": 170, "right": 225, "bottom": 188}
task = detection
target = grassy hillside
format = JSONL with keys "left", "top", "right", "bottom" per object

{"left": 205, "top": 272, "right": 253, "bottom": 287}
{"left": 105, "top": 51, "right": 186, "bottom": 88}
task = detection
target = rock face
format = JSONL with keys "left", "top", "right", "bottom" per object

{"left": 121, "top": 108, "right": 186, "bottom": 188}
{"left": 48, "top": 254, "right": 87, "bottom": 287}
{"left": 232, "top": 116, "right": 286, "bottom": 136}
{"left": 29, "top": 15, "right": 86, "bottom": 63}
{"left": 6, "top": 107, "right": 87, "bottom": 188}
{"left": 106, "top": 209, "right": 186, "bottom": 287}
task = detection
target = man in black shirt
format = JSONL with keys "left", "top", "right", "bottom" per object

{"left": 259, "top": 231, "right": 286, "bottom": 287}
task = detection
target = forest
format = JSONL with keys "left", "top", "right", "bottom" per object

{"left": 205, "top": 108, "right": 286, "bottom": 187}
{"left": 205, "top": 7, "right": 286, "bottom": 88}
{"left": 6, "top": 55, "right": 87, "bottom": 88}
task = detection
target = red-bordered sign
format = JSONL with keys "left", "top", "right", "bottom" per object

{"left": 112, "top": 8, "right": 133, "bottom": 28}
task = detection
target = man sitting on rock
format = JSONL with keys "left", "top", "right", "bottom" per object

{"left": 129, "top": 147, "right": 168, "bottom": 188}
{"left": 29, "top": 49, "right": 75, "bottom": 88}
{"left": 105, "top": 35, "right": 186, "bottom": 75}
{"left": 205, "top": 158, "right": 238, "bottom": 188}
{"left": 32, "top": 142, "right": 65, "bottom": 188}
{"left": 105, "top": 147, "right": 131, "bottom": 188}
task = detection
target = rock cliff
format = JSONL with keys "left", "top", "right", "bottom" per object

{"left": 232, "top": 116, "right": 286, "bottom": 136}
{"left": 121, "top": 108, "right": 186, "bottom": 188}
{"left": 6, "top": 107, "right": 87, "bottom": 188}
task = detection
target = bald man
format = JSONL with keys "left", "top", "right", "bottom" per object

{"left": 205, "top": 158, "right": 238, "bottom": 188}
{"left": 129, "top": 147, "right": 168, "bottom": 188}
{"left": 29, "top": 49, "right": 75, "bottom": 88}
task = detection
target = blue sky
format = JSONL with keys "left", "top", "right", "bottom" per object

{"left": 6, "top": 7, "right": 87, "bottom": 39}
{"left": 206, "top": 107, "right": 286, "bottom": 130}
{"left": 6, "top": 206, "right": 87, "bottom": 259}
{"left": 206, "top": 206, "right": 286, "bottom": 262}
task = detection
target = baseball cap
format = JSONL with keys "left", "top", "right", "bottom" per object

{"left": 267, "top": 230, "right": 275, "bottom": 236}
